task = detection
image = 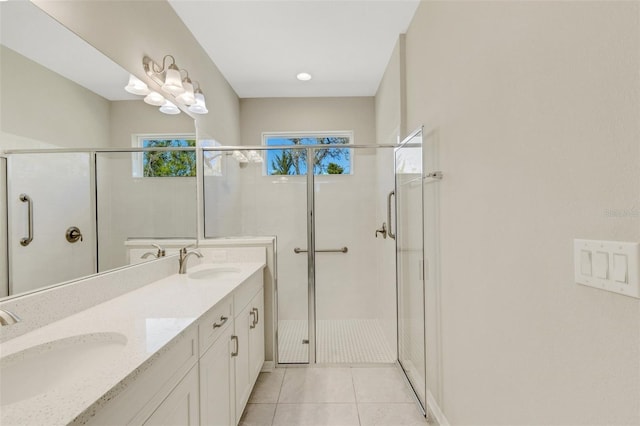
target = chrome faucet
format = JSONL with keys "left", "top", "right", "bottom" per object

{"left": 141, "top": 244, "right": 166, "bottom": 259}
{"left": 0, "top": 309, "right": 21, "bottom": 326}
{"left": 178, "top": 246, "right": 203, "bottom": 274}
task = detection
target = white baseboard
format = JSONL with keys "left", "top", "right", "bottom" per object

{"left": 261, "top": 361, "right": 275, "bottom": 372}
{"left": 427, "top": 390, "right": 449, "bottom": 426}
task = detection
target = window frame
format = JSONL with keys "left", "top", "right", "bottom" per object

{"left": 131, "top": 133, "right": 197, "bottom": 178}
{"left": 261, "top": 131, "right": 354, "bottom": 176}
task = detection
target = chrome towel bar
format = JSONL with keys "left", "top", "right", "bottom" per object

{"left": 294, "top": 247, "right": 348, "bottom": 254}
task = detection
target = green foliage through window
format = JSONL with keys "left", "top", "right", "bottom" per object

{"left": 265, "top": 136, "right": 351, "bottom": 176}
{"left": 142, "top": 139, "right": 196, "bottom": 177}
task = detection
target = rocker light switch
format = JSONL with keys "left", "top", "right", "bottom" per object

{"left": 580, "top": 250, "right": 592, "bottom": 276}
{"left": 613, "top": 254, "right": 628, "bottom": 283}
{"left": 593, "top": 252, "right": 609, "bottom": 279}
{"left": 574, "top": 239, "right": 639, "bottom": 299}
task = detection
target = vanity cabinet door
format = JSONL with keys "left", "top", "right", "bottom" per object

{"left": 143, "top": 365, "right": 199, "bottom": 426}
{"left": 200, "top": 325, "right": 235, "bottom": 426}
{"left": 248, "top": 288, "right": 265, "bottom": 384}
{"left": 234, "top": 302, "right": 252, "bottom": 422}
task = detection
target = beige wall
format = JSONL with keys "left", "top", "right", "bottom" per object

{"left": 32, "top": 0, "right": 240, "bottom": 146}
{"left": 375, "top": 36, "right": 406, "bottom": 146}
{"left": 240, "top": 97, "right": 376, "bottom": 145}
{"left": 109, "top": 100, "right": 195, "bottom": 148}
{"left": 0, "top": 45, "right": 110, "bottom": 150}
{"left": 401, "top": 1, "right": 640, "bottom": 424}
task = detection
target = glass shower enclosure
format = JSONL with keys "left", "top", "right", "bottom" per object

{"left": 395, "top": 128, "right": 427, "bottom": 409}
{"left": 202, "top": 144, "right": 398, "bottom": 365}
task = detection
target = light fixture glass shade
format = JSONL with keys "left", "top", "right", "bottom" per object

{"left": 232, "top": 150, "right": 249, "bottom": 163}
{"left": 143, "top": 91, "right": 165, "bottom": 106}
{"left": 124, "top": 74, "right": 150, "bottom": 95}
{"left": 176, "top": 78, "right": 195, "bottom": 105}
{"left": 188, "top": 90, "right": 208, "bottom": 114}
{"left": 162, "top": 64, "right": 185, "bottom": 95}
{"left": 159, "top": 100, "right": 181, "bottom": 115}
{"left": 247, "top": 150, "right": 264, "bottom": 163}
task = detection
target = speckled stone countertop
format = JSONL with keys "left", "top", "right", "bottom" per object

{"left": 0, "top": 261, "right": 265, "bottom": 426}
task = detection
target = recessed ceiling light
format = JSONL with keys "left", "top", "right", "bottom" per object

{"left": 296, "top": 72, "right": 312, "bottom": 81}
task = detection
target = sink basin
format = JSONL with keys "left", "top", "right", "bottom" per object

{"left": 188, "top": 266, "right": 241, "bottom": 280}
{"left": 0, "top": 332, "right": 127, "bottom": 405}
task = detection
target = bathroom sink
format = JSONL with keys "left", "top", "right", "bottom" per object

{"left": 0, "top": 332, "right": 127, "bottom": 405}
{"left": 188, "top": 266, "right": 241, "bottom": 280}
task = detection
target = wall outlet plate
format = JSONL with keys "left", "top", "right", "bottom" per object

{"left": 574, "top": 239, "right": 639, "bottom": 299}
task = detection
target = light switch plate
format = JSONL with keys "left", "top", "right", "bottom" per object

{"left": 574, "top": 239, "right": 640, "bottom": 299}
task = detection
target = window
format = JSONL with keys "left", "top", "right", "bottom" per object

{"left": 263, "top": 132, "right": 352, "bottom": 176}
{"left": 132, "top": 135, "right": 196, "bottom": 178}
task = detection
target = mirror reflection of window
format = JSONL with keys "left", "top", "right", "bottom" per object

{"left": 131, "top": 135, "right": 197, "bottom": 178}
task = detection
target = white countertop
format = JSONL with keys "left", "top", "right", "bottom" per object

{"left": 0, "top": 261, "right": 265, "bottom": 426}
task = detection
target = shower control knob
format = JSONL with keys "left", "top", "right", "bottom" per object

{"left": 66, "top": 226, "right": 83, "bottom": 243}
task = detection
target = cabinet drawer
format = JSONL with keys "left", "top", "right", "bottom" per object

{"left": 233, "top": 270, "right": 263, "bottom": 314}
{"left": 199, "top": 296, "right": 233, "bottom": 355}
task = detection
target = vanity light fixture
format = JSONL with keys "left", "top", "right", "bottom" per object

{"left": 141, "top": 55, "right": 208, "bottom": 114}
{"left": 246, "top": 150, "right": 264, "bottom": 163}
{"left": 124, "top": 74, "right": 150, "bottom": 95}
{"left": 232, "top": 150, "right": 249, "bottom": 163}
{"left": 296, "top": 72, "right": 312, "bottom": 81}
{"left": 229, "top": 150, "right": 263, "bottom": 165}
{"left": 188, "top": 84, "right": 209, "bottom": 115}
{"left": 143, "top": 91, "right": 166, "bottom": 106}
{"left": 159, "top": 100, "right": 181, "bottom": 115}
{"left": 175, "top": 71, "right": 195, "bottom": 105}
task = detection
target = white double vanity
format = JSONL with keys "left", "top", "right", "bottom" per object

{"left": 0, "top": 245, "right": 268, "bottom": 426}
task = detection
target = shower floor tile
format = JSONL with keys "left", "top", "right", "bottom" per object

{"left": 278, "top": 319, "right": 395, "bottom": 364}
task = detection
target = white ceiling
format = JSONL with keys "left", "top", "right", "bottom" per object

{"left": 0, "top": 0, "right": 136, "bottom": 101}
{"left": 168, "top": 0, "right": 420, "bottom": 98}
{"left": 1, "top": 1, "right": 419, "bottom": 101}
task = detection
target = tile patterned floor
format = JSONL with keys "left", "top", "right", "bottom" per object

{"left": 278, "top": 320, "right": 396, "bottom": 364}
{"left": 239, "top": 366, "right": 431, "bottom": 426}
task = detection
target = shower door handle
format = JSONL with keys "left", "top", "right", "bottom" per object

{"left": 19, "top": 194, "right": 33, "bottom": 246}
{"left": 387, "top": 190, "right": 396, "bottom": 240}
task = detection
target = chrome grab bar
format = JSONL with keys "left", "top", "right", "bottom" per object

{"left": 294, "top": 247, "right": 348, "bottom": 254}
{"left": 387, "top": 190, "right": 396, "bottom": 240}
{"left": 19, "top": 194, "right": 33, "bottom": 246}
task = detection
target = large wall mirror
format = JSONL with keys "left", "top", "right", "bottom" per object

{"left": 0, "top": 1, "right": 197, "bottom": 299}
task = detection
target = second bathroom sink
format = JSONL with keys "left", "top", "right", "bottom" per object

{"left": 0, "top": 332, "right": 127, "bottom": 406}
{"left": 188, "top": 266, "right": 241, "bottom": 280}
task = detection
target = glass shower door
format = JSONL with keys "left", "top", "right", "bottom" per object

{"left": 6, "top": 153, "right": 96, "bottom": 295}
{"left": 314, "top": 145, "right": 397, "bottom": 364}
{"left": 395, "top": 129, "right": 426, "bottom": 408}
